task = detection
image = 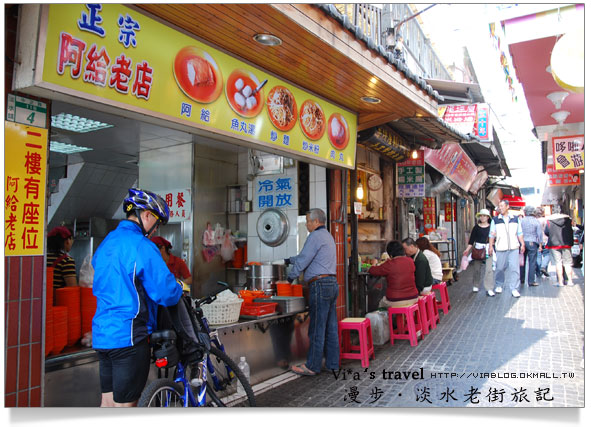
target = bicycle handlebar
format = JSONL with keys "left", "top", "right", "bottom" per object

{"left": 193, "top": 281, "right": 230, "bottom": 308}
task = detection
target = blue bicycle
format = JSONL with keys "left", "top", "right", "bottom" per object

{"left": 138, "top": 282, "right": 256, "bottom": 407}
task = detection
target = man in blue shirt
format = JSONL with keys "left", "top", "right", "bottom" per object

{"left": 285, "top": 208, "right": 338, "bottom": 375}
{"left": 520, "top": 206, "right": 544, "bottom": 287}
{"left": 92, "top": 188, "right": 183, "bottom": 407}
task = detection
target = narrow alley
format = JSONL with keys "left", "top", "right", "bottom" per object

{"left": 255, "top": 265, "right": 585, "bottom": 408}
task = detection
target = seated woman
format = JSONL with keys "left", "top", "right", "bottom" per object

{"left": 368, "top": 240, "right": 418, "bottom": 308}
{"left": 416, "top": 237, "right": 443, "bottom": 294}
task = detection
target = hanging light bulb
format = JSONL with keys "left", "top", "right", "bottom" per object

{"left": 411, "top": 150, "right": 418, "bottom": 159}
{"left": 356, "top": 180, "right": 364, "bottom": 200}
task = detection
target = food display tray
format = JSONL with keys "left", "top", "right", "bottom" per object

{"left": 253, "top": 296, "right": 305, "bottom": 314}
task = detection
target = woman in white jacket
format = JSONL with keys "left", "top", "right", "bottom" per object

{"left": 416, "top": 237, "right": 442, "bottom": 294}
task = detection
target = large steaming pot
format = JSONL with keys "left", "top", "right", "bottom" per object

{"left": 245, "top": 263, "right": 286, "bottom": 292}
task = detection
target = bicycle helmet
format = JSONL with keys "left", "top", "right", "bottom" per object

{"left": 123, "top": 188, "right": 170, "bottom": 236}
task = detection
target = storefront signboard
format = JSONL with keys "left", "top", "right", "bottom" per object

{"left": 4, "top": 122, "right": 48, "bottom": 256}
{"left": 440, "top": 103, "right": 492, "bottom": 142}
{"left": 254, "top": 176, "right": 295, "bottom": 212}
{"left": 547, "top": 164, "right": 581, "bottom": 186}
{"left": 396, "top": 150, "right": 424, "bottom": 198}
{"left": 35, "top": 4, "right": 357, "bottom": 169}
{"left": 551, "top": 134, "right": 584, "bottom": 171}
{"left": 469, "top": 169, "right": 489, "bottom": 194}
{"left": 424, "top": 143, "right": 478, "bottom": 192}
{"left": 154, "top": 189, "right": 191, "bottom": 222}
{"left": 423, "top": 197, "right": 436, "bottom": 233}
{"left": 6, "top": 94, "right": 48, "bottom": 129}
{"left": 357, "top": 126, "right": 410, "bottom": 162}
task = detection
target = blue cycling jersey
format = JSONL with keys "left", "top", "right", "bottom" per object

{"left": 92, "top": 220, "right": 182, "bottom": 349}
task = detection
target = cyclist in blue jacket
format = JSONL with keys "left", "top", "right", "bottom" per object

{"left": 92, "top": 188, "right": 183, "bottom": 407}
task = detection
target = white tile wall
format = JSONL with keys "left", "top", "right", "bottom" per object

{"left": 247, "top": 238, "right": 261, "bottom": 263}
{"left": 247, "top": 213, "right": 258, "bottom": 237}
{"left": 272, "top": 242, "right": 287, "bottom": 260}
{"left": 260, "top": 241, "right": 274, "bottom": 260}
{"left": 286, "top": 235, "right": 298, "bottom": 258}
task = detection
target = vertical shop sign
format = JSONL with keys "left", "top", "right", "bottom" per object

{"left": 552, "top": 135, "right": 584, "bottom": 171}
{"left": 396, "top": 150, "right": 425, "bottom": 198}
{"left": 5, "top": 122, "right": 48, "bottom": 256}
{"left": 155, "top": 189, "right": 191, "bottom": 223}
{"left": 423, "top": 198, "right": 436, "bottom": 234}
{"left": 254, "top": 176, "right": 294, "bottom": 211}
{"left": 444, "top": 203, "right": 452, "bottom": 222}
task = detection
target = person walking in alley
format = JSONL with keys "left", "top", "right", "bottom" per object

{"left": 535, "top": 207, "right": 551, "bottom": 279}
{"left": 284, "top": 208, "right": 338, "bottom": 376}
{"left": 463, "top": 209, "right": 495, "bottom": 296}
{"left": 544, "top": 205, "right": 575, "bottom": 287}
{"left": 520, "top": 206, "right": 544, "bottom": 287}
{"left": 489, "top": 200, "right": 526, "bottom": 298}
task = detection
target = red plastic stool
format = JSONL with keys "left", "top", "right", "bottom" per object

{"left": 387, "top": 303, "right": 423, "bottom": 347}
{"left": 432, "top": 282, "right": 451, "bottom": 314}
{"left": 417, "top": 296, "right": 432, "bottom": 336}
{"left": 426, "top": 291, "right": 439, "bottom": 328}
{"left": 338, "top": 318, "right": 375, "bottom": 368}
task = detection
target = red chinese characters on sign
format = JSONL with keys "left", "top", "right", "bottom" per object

{"left": 158, "top": 189, "right": 191, "bottom": 223}
{"left": 423, "top": 198, "right": 437, "bottom": 233}
{"left": 57, "top": 29, "right": 152, "bottom": 100}
{"left": 6, "top": 120, "right": 48, "bottom": 255}
{"left": 57, "top": 32, "right": 87, "bottom": 78}
{"left": 444, "top": 202, "right": 456, "bottom": 222}
{"left": 84, "top": 44, "right": 111, "bottom": 86}
{"left": 441, "top": 104, "right": 477, "bottom": 135}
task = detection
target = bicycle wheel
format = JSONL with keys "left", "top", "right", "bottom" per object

{"left": 138, "top": 378, "right": 185, "bottom": 407}
{"left": 207, "top": 346, "right": 256, "bottom": 407}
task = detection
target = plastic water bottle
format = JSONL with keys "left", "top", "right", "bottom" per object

{"left": 237, "top": 356, "right": 250, "bottom": 395}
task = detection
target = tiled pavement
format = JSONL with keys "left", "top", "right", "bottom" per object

{"left": 254, "top": 264, "right": 585, "bottom": 408}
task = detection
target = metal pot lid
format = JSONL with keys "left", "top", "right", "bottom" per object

{"left": 257, "top": 208, "right": 289, "bottom": 247}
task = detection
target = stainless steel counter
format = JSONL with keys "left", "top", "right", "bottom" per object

{"left": 43, "top": 310, "right": 309, "bottom": 406}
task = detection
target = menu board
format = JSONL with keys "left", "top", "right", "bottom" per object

{"left": 39, "top": 4, "right": 357, "bottom": 169}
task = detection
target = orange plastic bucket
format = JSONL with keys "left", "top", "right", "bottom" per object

{"left": 55, "top": 287, "right": 82, "bottom": 346}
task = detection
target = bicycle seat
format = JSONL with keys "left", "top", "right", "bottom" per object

{"left": 151, "top": 329, "right": 177, "bottom": 343}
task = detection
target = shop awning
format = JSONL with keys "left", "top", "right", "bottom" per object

{"left": 387, "top": 116, "right": 476, "bottom": 150}
{"left": 461, "top": 128, "right": 511, "bottom": 177}
{"left": 487, "top": 185, "right": 524, "bottom": 209}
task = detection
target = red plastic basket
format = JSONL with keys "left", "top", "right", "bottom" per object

{"left": 240, "top": 302, "right": 277, "bottom": 317}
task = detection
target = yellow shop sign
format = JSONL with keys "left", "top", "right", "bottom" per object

{"left": 4, "top": 122, "right": 48, "bottom": 256}
{"left": 37, "top": 4, "right": 357, "bottom": 168}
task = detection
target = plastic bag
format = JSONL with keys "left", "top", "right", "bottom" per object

{"left": 459, "top": 254, "right": 470, "bottom": 272}
{"left": 519, "top": 252, "right": 525, "bottom": 267}
{"left": 365, "top": 310, "right": 390, "bottom": 345}
{"left": 220, "top": 230, "right": 237, "bottom": 262}
{"left": 202, "top": 223, "right": 216, "bottom": 246}
{"left": 213, "top": 223, "right": 224, "bottom": 245}
{"left": 79, "top": 254, "right": 94, "bottom": 287}
{"left": 202, "top": 245, "right": 219, "bottom": 263}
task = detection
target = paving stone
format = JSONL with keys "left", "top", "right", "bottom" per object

{"left": 254, "top": 264, "right": 585, "bottom": 407}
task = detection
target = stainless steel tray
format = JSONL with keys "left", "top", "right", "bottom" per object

{"left": 254, "top": 296, "right": 305, "bottom": 314}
